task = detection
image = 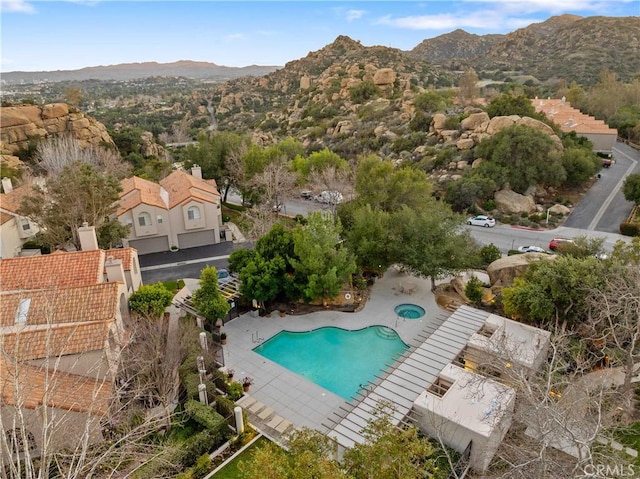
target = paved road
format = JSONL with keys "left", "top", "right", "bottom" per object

{"left": 564, "top": 141, "right": 639, "bottom": 233}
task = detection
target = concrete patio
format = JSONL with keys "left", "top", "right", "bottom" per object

{"left": 205, "top": 267, "right": 450, "bottom": 436}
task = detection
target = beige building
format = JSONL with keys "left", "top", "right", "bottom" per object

{"left": 117, "top": 166, "right": 230, "bottom": 255}
{"left": 0, "top": 236, "right": 140, "bottom": 461}
{"left": 0, "top": 178, "right": 41, "bottom": 259}
{"left": 532, "top": 98, "right": 618, "bottom": 154}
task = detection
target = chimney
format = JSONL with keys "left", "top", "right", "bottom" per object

{"left": 1, "top": 177, "right": 13, "bottom": 193}
{"left": 105, "top": 256, "right": 126, "bottom": 285}
{"left": 191, "top": 164, "right": 202, "bottom": 180}
{"left": 78, "top": 222, "right": 99, "bottom": 251}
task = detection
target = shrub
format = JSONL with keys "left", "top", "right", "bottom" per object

{"left": 620, "top": 222, "right": 640, "bottom": 236}
{"left": 191, "top": 454, "right": 213, "bottom": 479}
{"left": 128, "top": 283, "right": 173, "bottom": 317}
{"left": 465, "top": 276, "right": 484, "bottom": 305}
{"left": 226, "top": 381, "right": 244, "bottom": 401}
{"left": 507, "top": 250, "right": 521, "bottom": 256}
{"left": 480, "top": 244, "right": 502, "bottom": 265}
{"left": 350, "top": 81, "right": 379, "bottom": 104}
{"left": 483, "top": 199, "right": 497, "bottom": 211}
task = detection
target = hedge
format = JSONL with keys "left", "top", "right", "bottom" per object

{"left": 620, "top": 222, "right": 640, "bottom": 236}
{"left": 184, "top": 399, "right": 227, "bottom": 431}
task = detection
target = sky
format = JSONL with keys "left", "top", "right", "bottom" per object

{"left": 1, "top": 0, "right": 638, "bottom": 72}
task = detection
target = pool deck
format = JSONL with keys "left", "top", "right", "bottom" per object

{"left": 215, "top": 267, "right": 450, "bottom": 437}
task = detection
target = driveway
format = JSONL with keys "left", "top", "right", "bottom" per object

{"left": 564, "top": 141, "right": 639, "bottom": 233}
{"left": 139, "top": 240, "right": 254, "bottom": 284}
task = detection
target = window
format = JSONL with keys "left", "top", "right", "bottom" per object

{"left": 157, "top": 215, "right": 164, "bottom": 224}
{"left": 478, "top": 323, "right": 497, "bottom": 338}
{"left": 187, "top": 206, "right": 201, "bottom": 221}
{"left": 21, "top": 221, "right": 31, "bottom": 231}
{"left": 138, "top": 212, "right": 152, "bottom": 227}
{"left": 428, "top": 377, "right": 453, "bottom": 398}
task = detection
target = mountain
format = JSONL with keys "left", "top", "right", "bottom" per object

{"left": 410, "top": 29, "right": 503, "bottom": 65}
{"left": 409, "top": 15, "right": 640, "bottom": 85}
{"left": 1, "top": 60, "right": 281, "bottom": 84}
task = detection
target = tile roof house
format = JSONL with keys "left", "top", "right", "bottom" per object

{"left": 0, "top": 178, "right": 41, "bottom": 259}
{"left": 0, "top": 225, "right": 142, "bottom": 461}
{"left": 532, "top": 98, "right": 618, "bottom": 154}
{"left": 116, "top": 166, "right": 231, "bottom": 255}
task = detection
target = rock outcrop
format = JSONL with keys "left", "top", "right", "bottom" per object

{"left": 0, "top": 103, "right": 114, "bottom": 156}
{"left": 487, "top": 253, "right": 554, "bottom": 289}
{"left": 494, "top": 189, "right": 536, "bottom": 214}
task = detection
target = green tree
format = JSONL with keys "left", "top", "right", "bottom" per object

{"left": 413, "top": 91, "right": 448, "bottom": 113}
{"left": 290, "top": 148, "right": 348, "bottom": 180}
{"left": 475, "top": 124, "right": 566, "bottom": 193}
{"left": 444, "top": 174, "right": 496, "bottom": 212}
{"left": 502, "top": 256, "right": 607, "bottom": 328}
{"left": 486, "top": 93, "right": 537, "bottom": 118}
{"left": 291, "top": 212, "right": 356, "bottom": 302}
{"left": 97, "top": 218, "right": 131, "bottom": 249}
{"left": 19, "top": 161, "right": 124, "bottom": 250}
{"left": 191, "top": 266, "right": 230, "bottom": 323}
{"left": 129, "top": 283, "right": 173, "bottom": 317}
{"left": 342, "top": 403, "right": 438, "bottom": 479}
{"left": 390, "top": 204, "right": 480, "bottom": 290}
{"left": 343, "top": 204, "right": 392, "bottom": 275}
{"left": 622, "top": 173, "right": 640, "bottom": 205}
{"left": 608, "top": 105, "right": 640, "bottom": 143}
{"left": 238, "top": 429, "right": 348, "bottom": 479}
{"left": 560, "top": 147, "right": 601, "bottom": 186}
{"left": 354, "top": 156, "right": 432, "bottom": 212}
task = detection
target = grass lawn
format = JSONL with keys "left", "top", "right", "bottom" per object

{"left": 213, "top": 435, "right": 271, "bottom": 478}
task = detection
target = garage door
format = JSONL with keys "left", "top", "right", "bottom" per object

{"left": 177, "top": 230, "right": 216, "bottom": 250}
{"left": 128, "top": 236, "right": 170, "bottom": 255}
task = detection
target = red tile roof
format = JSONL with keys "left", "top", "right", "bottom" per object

{"left": 104, "top": 247, "right": 136, "bottom": 271}
{"left": 531, "top": 98, "right": 618, "bottom": 135}
{"left": 0, "top": 183, "right": 35, "bottom": 214}
{"left": 159, "top": 170, "right": 220, "bottom": 209}
{"left": 0, "top": 250, "right": 105, "bottom": 291}
{"left": 0, "top": 356, "right": 114, "bottom": 415}
{"left": 0, "top": 211, "right": 13, "bottom": 225}
{"left": 118, "top": 176, "right": 167, "bottom": 215}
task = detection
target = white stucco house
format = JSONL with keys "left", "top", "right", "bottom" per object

{"left": 116, "top": 166, "right": 231, "bottom": 255}
{"left": 0, "top": 177, "right": 41, "bottom": 259}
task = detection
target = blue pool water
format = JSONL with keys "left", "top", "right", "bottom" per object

{"left": 254, "top": 326, "right": 409, "bottom": 400}
{"left": 394, "top": 303, "right": 426, "bottom": 319}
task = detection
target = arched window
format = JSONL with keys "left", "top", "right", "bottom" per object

{"left": 138, "top": 212, "right": 152, "bottom": 227}
{"left": 187, "top": 206, "right": 201, "bottom": 220}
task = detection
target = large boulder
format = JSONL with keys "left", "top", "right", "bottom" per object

{"left": 432, "top": 113, "right": 447, "bottom": 131}
{"left": 549, "top": 204, "right": 571, "bottom": 215}
{"left": 456, "top": 138, "right": 475, "bottom": 150}
{"left": 373, "top": 68, "right": 396, "bottom": 86}
{"left": 487, "top": 254, "right": 553, "bottom": 289}
{"left": 494, "top": 189, "right": 536, "bottom": 214}
{"left": 486, "top": 115, "right": 519, "bottom": 135}
{"left": 461, "top": 112, "right": 490, "bottom": 131}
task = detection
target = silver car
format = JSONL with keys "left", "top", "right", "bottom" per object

{"left": 467, "top": 215, "right": 496, "bottom": 227}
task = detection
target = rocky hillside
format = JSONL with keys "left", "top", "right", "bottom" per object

{"left": 207, "top": 35, "right": 450, "bottom": 151}
{"left": 2, "top": 60, "right": 280, "bottom": 84}
{"left": 0, "top": 103, "right": 114, "bottom": 160}
{"left": 410, "top": 29, "right": 502, "bottom": 65}
{"left": 409, "top": 15, "right": 640, "bottom": 85}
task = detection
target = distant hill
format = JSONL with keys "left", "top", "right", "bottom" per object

{"left": 1, "top": 60, "right": 281, "bottom": 84}
{"left": 409, "top": 15, "right": 640, "bottom": 85}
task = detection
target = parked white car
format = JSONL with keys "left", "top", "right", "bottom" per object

{"left": 467, "top": 215, "right": 495, "bottom": 228}
{"left": 517, "top": 245, "right": 547, "bottom": 254}
{"left": 315, "top": 190, "right": 344, "bottom": 204}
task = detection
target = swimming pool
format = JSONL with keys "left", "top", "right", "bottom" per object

{"left": 394, "top": 303, "right": 426, "bottom": 319}
{"left": 254, "top": 326, "right": 409, "bottom": 400}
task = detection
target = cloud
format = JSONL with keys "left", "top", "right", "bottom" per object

{"left": 376, "top": 12, "right": 505, "bottom": 31}
{"left": 0, "top": 0, "right": 35, "bottom": 13}
{"left": 345, "top": 9, "right": 366, "bottom": 21}
{"left": 223, "top": 33, "right": 246, "bottom": 42}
